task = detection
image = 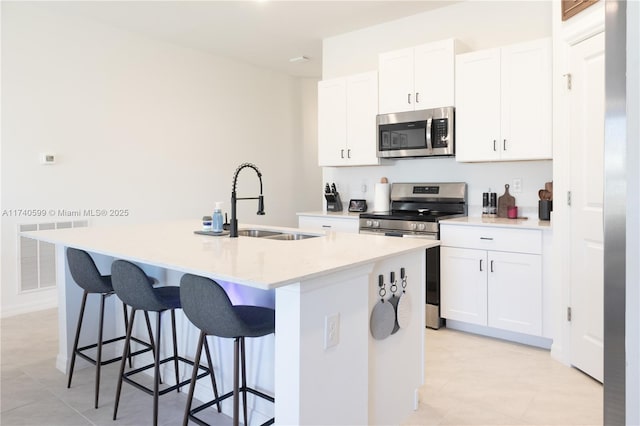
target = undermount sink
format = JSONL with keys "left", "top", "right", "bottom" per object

{"left": 237, "top": 228, "right": 321, "bottom": 241}
{"left": 236, "top": 229, "right": 282, "bottom": 238}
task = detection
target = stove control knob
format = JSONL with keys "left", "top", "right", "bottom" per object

{"left": 365, "top": 220, "right": 373, "bottom": 227}
{"left": 417, "top": 223, "right": 426, "bottom": 231}
{"left": 373, "top": 220, "right": 380, "bottom": 228}
{"left": 410, "top": 223, "right": 417, "bottom": 231}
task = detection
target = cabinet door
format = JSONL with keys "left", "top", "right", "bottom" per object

{"left": 500, "top": 39, "right": 552, "bottom": 160}
{"left": 487, "top": 251, "right": 542, "bottom": 335}
{"left": 413, "top": 39, "right": 455, "bottom": 109}
{"left": 346, "top": 72, "right": 379, "bottom": 166}
{"left": 455, "top": 48, "right": 501, "bottom": 162}
{"left": 378, "top": 48, "right": 414, "bottom": 114}
{"left": 440, "top": 247, "right": 487, "bottom": 326}
{"left": 318, "top": 78, "right": 347, "bottom": 166}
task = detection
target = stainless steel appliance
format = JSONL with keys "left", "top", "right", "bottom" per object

{"left": 377, "top": 107, "right": 455, "bottom": 159}
{"left": 359, "top": 182, "right": 467, "bottom": 329}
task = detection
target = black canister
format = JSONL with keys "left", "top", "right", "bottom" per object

{"left": 482, "top": 192, "right": 489, "bottom": 215}
{"left": 539, "top": 200, "right": 552, "bottom": 221}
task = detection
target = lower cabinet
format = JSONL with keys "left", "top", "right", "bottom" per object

{"left": 440, "top": 225, "right": 543, "bottom": 337}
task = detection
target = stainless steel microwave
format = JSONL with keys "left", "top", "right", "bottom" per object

{"left": 376, "top": 107, "right": 455, "bottom": 159}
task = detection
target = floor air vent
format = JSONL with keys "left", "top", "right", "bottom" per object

{"left": 19, "top": 221, "right": 88, "bottom": 292}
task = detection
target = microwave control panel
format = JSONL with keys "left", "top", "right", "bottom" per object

{"left": 432, "top": 118, "right": 449, "bottom": 148}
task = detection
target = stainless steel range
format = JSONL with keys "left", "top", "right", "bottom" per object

{"left": 359, "top": 182, "right": 468, "bottom": 329}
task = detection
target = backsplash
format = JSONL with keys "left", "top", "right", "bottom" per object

{"left": 322, "top": 158, "right": 552, "bottom": 218}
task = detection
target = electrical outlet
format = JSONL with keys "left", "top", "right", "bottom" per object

{"left": 512, "top": 178, "right": 522, "bottom": 193}
{"left": 324, "top": 313, "right": 340, "bottom": 349}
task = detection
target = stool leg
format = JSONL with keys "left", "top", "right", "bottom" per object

{"left": 153, "top": 311, "right": 161, "bottom": 426}
{"left": 121, "top": 302, "right": 133, "bottom": 368}
{"left": 203, "top": 337, "right": 221, "bottom": 413}
{"left": 114, "top": 308, "right": 136, "bottom": 421}
{"left": 94, "top": 293, "right": 107, "bottom": 409}
{"left": 171, "top": 309, "right": 180, "bottom": 392}
{"left": 144, "top": 311, "right": 162, "bottom": 384}
{"left": 233, "top": 337, "right": 240, "bottom": 426}
{"left": 67, "top": 290, "right": 88, "bottom": 389}
{"left": 182, "top": 330, "right": 205, "bottom": 426}
{"left": 240, "top": 337, "right": 248, "bottom": 426}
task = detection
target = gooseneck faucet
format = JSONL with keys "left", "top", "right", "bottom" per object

{"left": 230, "top": 163, "right": 265, "bottom": 238}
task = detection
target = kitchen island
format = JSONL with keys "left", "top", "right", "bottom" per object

{"left": 23, "top": 220, "right": 434, "bottom": 425}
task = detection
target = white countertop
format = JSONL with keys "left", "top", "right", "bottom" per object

{"left": 22, "top": 220, "right": 436, "bottom": 290}
{"left": 440, "top": 216, "right": 552, "bottom": 230}
{"left": 296, "top": 211, "right": 361, "bottom": 219}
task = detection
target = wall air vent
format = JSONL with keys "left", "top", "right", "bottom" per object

{"left": 18, "top": 221, "right": 88, "bottom": 292}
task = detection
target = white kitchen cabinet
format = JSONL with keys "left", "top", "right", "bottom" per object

{"left": 317, "top": 71, "right": 379, "bottom": 167}
{"left": 455, "top": 38, "right": 552, "bottom": 162}
{"left": 298, "top": 214, "right": 359, "bottom": 233}
{"left": 378, "top": 39, "right": 458, "bottom": 114}
{"left": 440, "top": 224, "right": 543, "bottom": 336}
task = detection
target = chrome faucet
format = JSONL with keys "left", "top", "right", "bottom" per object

{"left": 230, "top": 163, "right": 265, "bottom": 238}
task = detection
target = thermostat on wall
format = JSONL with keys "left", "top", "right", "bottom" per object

{"left": 40, "top": 153, "right": 56, "bottom": 165}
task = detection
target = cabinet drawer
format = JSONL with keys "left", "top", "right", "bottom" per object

{"left": 440, "top": 225, "right": 541, "bottom": 254}
{"left": 298, "top": 216, "right": 359, "bottom": 233}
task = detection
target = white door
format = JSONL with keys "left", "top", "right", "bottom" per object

{"left": 317, "top": 78, "right": 347, "bottom": 166}
{"left": 440, "top": 247, "right": 488, "bottom": 326}
{"left": 455, "top": 48, "right": 501, "bottom": 162}
{"left": 487, "top": 251, "right": 542, "bottom": 336}
{"left": 413, "top": 39, "right": 455, "bottom": 109}
{"left": 346, "top": 71, "right": 378, "bottom": 166}
{"left": 378, "top": 48, "right": 414, "bottom": 114}
{"left": 500, "top": 39, "right": 552, "bottom": 161}
{"left": 569, "top": 31, "right": 605, "bottom": 383}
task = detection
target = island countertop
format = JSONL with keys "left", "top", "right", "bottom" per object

{"left": 22, "top": 220, "right": 436, "bottom": 290}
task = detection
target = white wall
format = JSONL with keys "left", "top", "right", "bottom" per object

{"left": 321, "top": 1, "right": 553, "bottom": 217}
{"left": 0, "top": 3, "right": 321, "bottom": 316}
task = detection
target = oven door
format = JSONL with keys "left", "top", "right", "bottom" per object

{"left": 359, "top": 229, "right": 438, "bottom": 240}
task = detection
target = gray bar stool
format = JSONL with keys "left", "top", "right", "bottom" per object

{"left": 65, "top": 247, "right": 156, "bottom": 409}
{"left": 180, "top": 273, "right": 275, "bottom": 426}
{"left": 111, "top": 260, "right": 219, "bottom": 426}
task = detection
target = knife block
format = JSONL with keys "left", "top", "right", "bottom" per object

{"left": 325, "top": 191, "right": 343, "bottom": 212}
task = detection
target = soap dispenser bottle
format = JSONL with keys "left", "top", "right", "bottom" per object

{"left": 213, "top": 202, "right": 224, "bottom": 233}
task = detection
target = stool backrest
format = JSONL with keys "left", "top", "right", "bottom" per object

{"left": 111, "top": 260, "right": 167, "bottom": 312}
{"left": 180, "top": 274, "right": 248, "bottom": 339}
{"left": 66, "top": 247, "right": 113, "bottom": 293}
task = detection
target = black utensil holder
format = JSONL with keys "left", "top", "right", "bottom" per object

{"left": 538, "top": 200, "right": 552, "bottom": 221}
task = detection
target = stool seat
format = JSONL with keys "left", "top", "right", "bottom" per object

{"left": 180, "top": 273, "right": 275, "bottom": 426}
{"left": 111, "top": 260, "right": 219, "bottom": 426}
{"left": 65, "top": 248, "right": 155, "bottom": 409}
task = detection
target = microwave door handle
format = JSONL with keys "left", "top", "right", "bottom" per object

{"left": 426, "top": 117, "right": 433, "bottom": 153}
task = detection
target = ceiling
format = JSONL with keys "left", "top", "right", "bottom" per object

{"left": 32, "top": 0, "right": 459, "bottom": 78}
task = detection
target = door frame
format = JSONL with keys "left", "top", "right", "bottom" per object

{"left": 550, "top": 1, "right": 604, "bottom": 365}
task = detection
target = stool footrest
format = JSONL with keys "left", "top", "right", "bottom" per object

{"left": 75, "top": 335, "right": 153, "bottom": 367}
{"left": 122, "top": 356, "right": 211, "bottom": 397}
{"left": 188, "top": 386, "right": 274, "bottom": 426}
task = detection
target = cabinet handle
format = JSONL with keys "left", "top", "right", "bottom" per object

{"left": 493, "top": 140, "right": 497, "bottom": 151}
{"left": 479, "top": 259, "right": 483, "bottom": 271}
{"left": 322, "top": 225, "right": 332, "bottom": 228}
{"left": 490, "top": 260, "right": 494, "bottom": 273}
{"left": 480, "top": 237, "right": 494, "bottom": 241}
{"left": 341, "top": 149, "right": 344, "bottom": 159}
{"left": 347, "top": 149, "right": 351, "bottom": 159}
{"left": 416, "top": 92, "right": 420, "bottom": 103}
{"left": 407, "top": 93, "right": 412, "bottom": 104}
{"left": 503, "top": 139, "right": 507, "bottom": 150}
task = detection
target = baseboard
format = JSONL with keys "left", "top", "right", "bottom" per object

{"left": 445, "top": 320, "right": 553, "bottom": 350}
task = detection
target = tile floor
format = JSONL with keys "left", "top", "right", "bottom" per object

{"left": 1, "top": 309, "right": 602, "bottom": 425}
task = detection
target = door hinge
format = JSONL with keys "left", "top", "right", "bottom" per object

{"left": 567, "top": 191, "right": 572, "bottom": 206}
{"left": 564, "top": 73, "right": 572, "bottom": 90}
{"left": 567, "top": 306, "right": 572, "bottom": 322}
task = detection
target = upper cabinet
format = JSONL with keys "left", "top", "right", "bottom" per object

{"left": 318, "top": 71, "right": 379, "bottom": 167}
{"left": 455, "top": 38, "right": 552, "bottom": 162}
{"left": 378, "top": 39, "right": 460, "bottom": 114}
